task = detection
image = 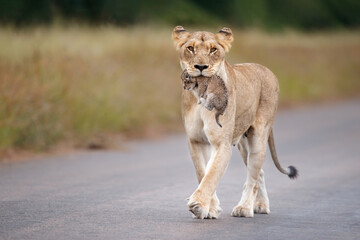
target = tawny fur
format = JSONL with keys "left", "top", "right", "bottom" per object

{"left": 173, "top": 26, "right": 297, "bottom": 219}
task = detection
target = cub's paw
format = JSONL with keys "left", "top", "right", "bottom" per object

{"left": 231, "top": 205, "right": 254, "bottom": 218}
{"left": 254, "top": 202, "right": 270, "bottom": 214}
{"left": 188, "top": 200, "right": 209, "bottom": 219}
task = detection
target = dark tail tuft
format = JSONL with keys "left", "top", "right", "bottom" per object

{"left": 288, "top": 166, "right": 298, "bottom": 179}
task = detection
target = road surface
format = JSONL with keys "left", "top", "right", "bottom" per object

{"left": 1, "top": 100, "right": 360, "bottom": 240}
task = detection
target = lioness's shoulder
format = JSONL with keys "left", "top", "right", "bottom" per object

{"left": 233, "top": 63, "right": 267, "bottom": 71}
{"left": 233, "top": 63, "right": 275, "bottom": 78}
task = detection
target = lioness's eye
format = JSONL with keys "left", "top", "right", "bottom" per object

{"left": 210, "top": 47, "right": 217, "bottom": 53}
{"left": 187, "top": 46, "right": 194, "bottom": 52}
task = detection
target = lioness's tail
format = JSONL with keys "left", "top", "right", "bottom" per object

{"left": 268, "top": 129, "right": 298, "bottom": 179}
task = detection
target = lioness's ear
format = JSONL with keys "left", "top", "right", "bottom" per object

{"left": 172, "top": 26, "right": 190, "bottom": 50}
{"left": 216, "top": 27, "right": 233, "bottom": 52}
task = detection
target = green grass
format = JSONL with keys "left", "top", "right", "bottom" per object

{"left": 0, "top": 26, "right": 359, "bottom": 153}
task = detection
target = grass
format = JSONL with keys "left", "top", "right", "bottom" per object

{"left": 0, "top": 25, "right": 359, "bottom": 154}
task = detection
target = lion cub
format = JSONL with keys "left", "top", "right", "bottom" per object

{"left": 181, "top": 70, "right": 228, "bottom": 128}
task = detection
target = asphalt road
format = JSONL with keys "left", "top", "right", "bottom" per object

{"left": 1, "top": 100, "right": 360, "bottom": 240}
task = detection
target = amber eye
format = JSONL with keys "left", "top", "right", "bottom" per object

{"left": 187, "top": 46, "right": 194, "bottom": 52}
{"left": 210, "top": 47, "right": 217, "bottom": 53}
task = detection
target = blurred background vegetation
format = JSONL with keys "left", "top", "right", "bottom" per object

{"left": 0, "top": 0, "right": 360, "bottom": 156}
{"left": 1, "top": 0, "right": 360, "bottom": 30}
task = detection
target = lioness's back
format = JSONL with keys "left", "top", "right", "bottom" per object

{"left": 233, "top": 63, "right": 279, "bottom": 108}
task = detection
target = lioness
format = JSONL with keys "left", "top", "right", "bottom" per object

{"left": 181, "top": 71, "right": 228, "bottom": 128}
{"left": 173, "top": 26, "right": 298, "bottom": 219}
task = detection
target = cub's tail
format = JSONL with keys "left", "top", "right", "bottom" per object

{"left": 268, "top": 129, "right": 298, "bottom": 179}
{"left": 215, "top": 112, "right": 222, "bottom": 128}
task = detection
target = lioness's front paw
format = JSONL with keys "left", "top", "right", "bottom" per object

{"left": 205, "top": 194, "right": 222, "bottom": 219}
{"left": 188, "top": 200, "right": 209, "bottom": 219}
{"left": 254, "top": 201, "right": 270, "bottom": 214}
{"left": 231, "top": 204, "right": 254, "bottom": 218}
{"left": 206, "top": 205, "right": 222, "bottom": 219}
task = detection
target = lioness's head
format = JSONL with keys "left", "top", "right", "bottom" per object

{"left": 172, "top": 26, "right": 233, "bottom": 78}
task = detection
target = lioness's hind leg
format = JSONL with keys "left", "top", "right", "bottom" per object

{"left": 232, "top": 124, "right": 270, "bottom": 218}
{"left": 238, "top": 136, "right": 270, "bottom": 214}
{"left": 238, "top": 136, "right": 249, "bottom": 166}
{"left": 254, "top": 169, "right": 270, "bottom": 214}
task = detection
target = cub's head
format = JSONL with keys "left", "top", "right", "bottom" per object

{"left": 181, "top": 70, "right": 197, "bottom": 90}
{"left": 172, "top": 26, "right": 233, "bottom": 78}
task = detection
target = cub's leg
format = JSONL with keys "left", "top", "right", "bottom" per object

{"left": 187, "top": 139, "right": 222, "bottom": 219}
{"left": 188, "top": 140, "right": 231, "bottom": 219}
{"left": 232, "top": 124, "right": 270, "bottom": 217}
{"left": 204, "top": 93, "right": 215, "bottom": 111}
{"left": 237, "top": 136, "right": 270, "bottom": 214}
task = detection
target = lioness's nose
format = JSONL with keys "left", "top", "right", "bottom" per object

{"left": 194, "top": 64, "right": 209, "bottom": 71}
